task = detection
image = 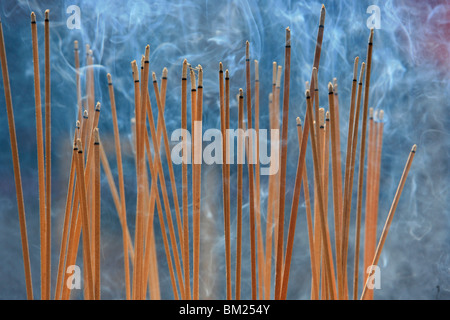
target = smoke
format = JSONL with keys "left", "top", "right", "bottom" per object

{"left": 0, "top": 0, "right": 448, "bottom": 299}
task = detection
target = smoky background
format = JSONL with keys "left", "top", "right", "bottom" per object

{"left": 0, "top": 0, "right": 448, "bottom": 299}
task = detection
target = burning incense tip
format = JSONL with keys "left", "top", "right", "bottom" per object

{"left": 83, "top": 110, "right": 88, "bottom": 119}
{"left": 369, "top": 28, "right": 374, "bottom": 43}
{"left": 225, "top": 69, "right": 229, "bottom": 78}
{"left": 107, "top": 73, "right": 112, "bottom": 84}
{"left": 246, "top": 41, "right": 250, "bottom": 60}
{"left": 31, "top": 12, "right": 36, "bottom": 23}
{"left": 327, "top": 82, "right": 333, "bottom": 93}
{"left": 353, "top": 57, "right": 359, "bottom": 79}
{"left": 326, "top": 110, "right": 330, "bottom": 121}
{"left": 94, "top": 128, "right": 99, "bottom": 144}
{"left": 369, "top": 107, "right": 374, "bottom": 119}
{"left": 333, "top": 78, "right": 338, "bottom": 94}
{"left": 95, "top": 102, "right": 101, "bottom": 112}
{"left": 182, "top": 59, "right": 188, "bottom": 78}
{"left": 45, "top": 10, "right": 49, "bottom": 20}
{"left": 152, "top": 72, "right": 157, "bottom": 82}
{"left": 285, "top": 27, "right": 291, "bottom": 46}
{"left": 74, "top": 40, "right": 78, "bottom": 50}
{"left": 412, "top": 144, "right": 417, "bottom": 153}
{"left": 76, "top": 138, "right": 83, "bottom": 153}
{"left": 162, "top": 67, "right": 168, "bottom": 78}
{"left": 198, "top": 65, "right": 203, "bottom": 86}
{"left": 190, "top": 69, "right": 196, "bottom": 90}
{"left": 305, "top": 81, "right": 310, "bottom": 91}
{"left": 145, "top": 45, "right": 150, "bottom": 61}
{"left": 306, "top": 89, "right": 311, "bottom": 98}
{"left": 320, "top": 4, "right": 326, "bottom": 25}
{"left": 219, "top": 62, "right": 223, "bottom": 72}
{"left": 296, "top": 117, "right": 301, "bottom": 126}
{"left": 379, "top": 109, "right": 384, "bottom": 121}
{"left": 319, "top": 108, "right": 325, "bottom": 125}
{"left": 76, "top": 120, "right": 80, "bottom": 129}
{"left": 239, "top": 88, "right": 243, "bottom": 97}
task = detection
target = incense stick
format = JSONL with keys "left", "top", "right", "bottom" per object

{"left": 219, "top": 62, "right": 232, "bottom": 300}
{"left": 181, "top": 60, "right": 190, "bottom": 299}
{"left": 0, "top": 16, "right": 33, "bottom": 300}
{"left": 44, "top": 9, "right": 52, "bottom": 300}
{"left": 244, "top": 41, "right": 258, "bottom": 300}
{"left": 106, "top": 73, "right": 131, "bottom": 300}
{"left": 360, "top": 145, "right": 417, "bottom": 299}
{"left": 93, "top": 128, "right": 101, "bottom": 300}
{"left": 75, "top": 138, "right": 94, "bottom": 299}
{"left": 307, "top": 90, "right": 337, "bottom": 300}
{"left": 363, "top": 110, "right": 384, "bottom": 300}
{"left": 193, "top": 65, "right": 203, "bottom": 300}
{"left": 30, "top": 12, "right": 47, "bottom": 300}
{"left": 350, "top": 29, "right": 374, "bottom": 300}
{"left": 55, "top": 128, "right": 77, "bottom": 300}
{"left": 275, "top": 27, "right": 291, "bottom": 300}
{"left": 235, "top": 88, "right": 244, "bottom": 300}
{"left": 254, "top": 59, "right": 265, "bottom": 300}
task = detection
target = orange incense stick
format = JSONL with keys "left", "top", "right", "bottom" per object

{"left": 0, "top": 15, "right": 33, "bottom": 300}
{"left": 361, "top": 145, "right": 416, "bottom": 300}
{"left": 44, "top": 9, "right": 51, "bottom": 300}
{"left": 350, "top": 29, "right": 374, "bottom": 300}
{"left": 106, "top": 73, "right": 131, "bottom": 299}
{"left": 30, "top": 12, "right": 47, "bottom": 300}
{"left": 235, "top": 88, "right": 244, "bottom": 300}
{"left": 275, "top": 28, "right": 291, "bottom": 300}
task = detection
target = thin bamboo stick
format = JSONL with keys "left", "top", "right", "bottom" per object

{"left": 75, "top": 139, "right": 94, "bottom": 299}
{"left": 106, "top": 73, "right": 131, "bottom": 300}
{"left": 0, "top": 16, "right": 33, "bottom": 300}
{"left": 254, "top": 59, "right": 265, "bottom": 300}
{"left": 93, "top": 128, "right": 100, "bottom": 300}
{"left": 350, "top": 29, "right": 374, "bottom": 300}
{"left": 306, "top": 89, "right": 337, "bottom": 299}
{"left": 363, "top": 110, "right": 384, "bottom": 300}
{"left": 181, "top": 60, "right": 190, "bottom": 299}
{"left": 193, "top": 65, "right": 203, "bottom": 300}
{"left": 55, "top": 129, "right": 77, "bottom": 300}
{"left": 30, "top": 12, "right": 47, "bottom": 300}
{"left": 44, "top": 9, "right": 52, "bottom": 300}
{"left": 219, "top": 62, "right": 231, "bottom": 300}
{"left": 235, "top": 88, "right": 244, "bottom": 300}
{"left": 275, "top": 28, "right": 291, "bottom": 300}
{"left": 360, "top": 145, "right": 416, "bottom": 299}
{"left": 244, "top": 41, "right": 258, "bottom": 300}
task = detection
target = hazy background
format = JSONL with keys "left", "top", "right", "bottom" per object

{"left": 0, "top": 0, "right": 448, "bottom": 299}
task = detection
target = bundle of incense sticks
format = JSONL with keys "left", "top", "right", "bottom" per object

{"left": 0, "top": 5, "right": 417, "bottom": 300}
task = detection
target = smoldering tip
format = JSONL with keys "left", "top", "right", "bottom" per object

{"left": 320, "top": 5, "right": 326, "bottom": 26}
{"left": 182, "top": 59, "right": 188, "bottom": 78}
{"left": 285, "top": 27, "right": 291, "bottom": 46}
{"left": 246, "top": 41, "right": 250, "bottom": 59}
{"left": 327, "top": 82, "right": 333, "bottom": 93}
{"left": 93, "top": 128, "right": 100, "bottom": 144}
